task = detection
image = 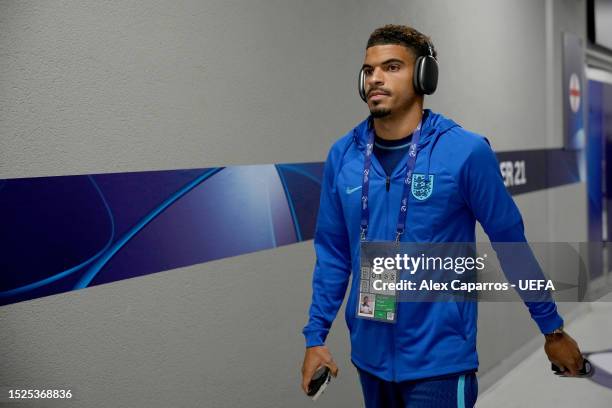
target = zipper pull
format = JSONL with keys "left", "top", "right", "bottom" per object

{"left": 385, "top": 175, "right": 390, "bottom": 192}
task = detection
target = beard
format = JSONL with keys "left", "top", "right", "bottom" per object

{"left": 369, "top": 106, "right": 392, "bottom": 118}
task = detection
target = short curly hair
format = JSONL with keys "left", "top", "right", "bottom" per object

{"left": 366, "top": 24, "right": 437, "bottom": 60}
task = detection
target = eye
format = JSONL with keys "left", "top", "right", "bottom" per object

{"left": 363, "top": 68, "right": 373, "bottom": 76}
{"left": 388, "top": 64, "right": 400, "bottom": 72}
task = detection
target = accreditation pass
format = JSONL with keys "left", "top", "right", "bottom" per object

{"left": 357, "top": 258, "right": 398, "bottom": 323}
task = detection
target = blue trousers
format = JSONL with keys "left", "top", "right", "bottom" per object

{"left": 357, "top": 367, "right": 478, "bottom": 408}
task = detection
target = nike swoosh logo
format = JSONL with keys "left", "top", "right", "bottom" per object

{"left": 345, "top": 185, "right": 362, "bottom": 194}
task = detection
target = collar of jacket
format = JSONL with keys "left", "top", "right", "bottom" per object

{"left": 329, "top": 109, "right": 460, "bottom": 194}
{"left": 351, "top": 108, "right": 457, "bottom": 152}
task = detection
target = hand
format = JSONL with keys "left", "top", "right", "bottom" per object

{"left": 301, "top": 345, "right": 339, "bottom": 394}
{"left": 544, "top": 331, "right": 584, "bottom": 376}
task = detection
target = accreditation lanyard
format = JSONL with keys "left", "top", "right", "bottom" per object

{"left": 360, "top": 119, "right": 423, "bottom": 243}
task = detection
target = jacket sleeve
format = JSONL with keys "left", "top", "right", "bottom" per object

{"left": 460, "top": 136, "right": 564, "bottom": 335}
{"left": 302, "top": 145, "right": 352, "bottom": 347}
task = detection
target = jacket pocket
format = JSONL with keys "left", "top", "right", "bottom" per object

{"left": 345, "top": 302, "right": 355, "bottom": 332}
{"left": 345, "top": 278, "right": 359, "bottom": 332}
{"left": 448, "top": 301, "right": 467, "bottom": 340}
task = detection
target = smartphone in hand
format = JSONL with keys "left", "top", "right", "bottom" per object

{"left": 307, "top": 366, "right": 332, "bottom": 401}
{"left": 551, "top": 358, "right": 594, "bottom": 378}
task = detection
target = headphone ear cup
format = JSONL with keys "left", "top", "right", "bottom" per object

{"left": 413, "top": 56, "right": 425, "bottom": 94}
{"left": 414, "top": 55, "right": 438, "bottom": 95}
{"left": 358, "top": 68, "right": 367, "bottom": 102}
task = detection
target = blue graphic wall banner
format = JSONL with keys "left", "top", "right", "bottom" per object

{"left": 587, "top": 78, "right": 612, "bottom": 279}
{"left": 0, "top": 149, "right": 578, "bottom": 307}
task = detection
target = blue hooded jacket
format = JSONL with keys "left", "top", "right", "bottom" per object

{"left": 303, "top": 109, "right": 564, "bottom": 382}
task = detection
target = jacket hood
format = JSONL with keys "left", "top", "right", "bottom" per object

{"left": 330, "top": 109, "right": 461, "bottom": 193}
{"left": 351, "top": 108, "right": 459, "bottom": 152}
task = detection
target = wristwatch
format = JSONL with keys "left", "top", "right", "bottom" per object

{"left": 545, "top": 325, "right": 564, "bottom": 338}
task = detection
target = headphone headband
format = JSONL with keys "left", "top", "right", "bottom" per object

{"left": 425, "top": 41, "right": 435, "bottom": 59}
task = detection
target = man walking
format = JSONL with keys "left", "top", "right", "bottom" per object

{"left": 300, "top": 24, "right": 584, "bottom": 407}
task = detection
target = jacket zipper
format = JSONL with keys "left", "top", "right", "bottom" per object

{"left": 389, "top": 177, "right": 397, "bottom": 381}
{"left": 383, "top": 173, "right": 397, "bottom": 380}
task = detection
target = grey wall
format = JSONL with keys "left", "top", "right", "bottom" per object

{"left": 0, "top": 0, "right": 591, "bottom": 407}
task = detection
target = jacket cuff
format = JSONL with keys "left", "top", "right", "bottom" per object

{"left": 533, "top": 308, "right": 564, "bottom": 335}
{"left": 304, "top": 330, "right": 327, "bottom": 348}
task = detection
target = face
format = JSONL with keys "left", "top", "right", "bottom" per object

{"left": 361, "top": 44, "right": 417, "bottom": 118}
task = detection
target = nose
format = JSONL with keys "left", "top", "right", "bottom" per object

{"left": 367, "top": 67, "right": 384, "bottom": 90}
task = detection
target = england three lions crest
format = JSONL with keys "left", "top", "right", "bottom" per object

{"left": 411, "top": 174, "right": 434, "bottom": 200}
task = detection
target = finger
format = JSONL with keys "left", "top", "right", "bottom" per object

{"left": 329, "top": 362, "right": 339, "bottom": 377}
{"left": 573, "top": 356, "right": 586, "bottom": 374}
{"left": 553, "top": 362, "right": 567, "bottom": 376}
{"left": 330, "top": 357, "right": 339, "bottom": 374}
{"left": 566, "top": 361, "right": 579, "bottom": 376}
{"left": 576, "top": 355, "right": 585, "bottom": 371}
{"left": 301, "top": 371, "right": 311, "bottom": 394}
{"left": 322, "top": 361, "right": 337, "bottom": 377}
{"left": 301, "top": 365, "right": 318, "bottom": 394}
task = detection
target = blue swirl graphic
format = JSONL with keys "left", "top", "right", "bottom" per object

{"left": 74, "top": 167, "right": 224, "bottom": 289}
{"left": 0, "top": 175, "right": 115, "bottom": 298}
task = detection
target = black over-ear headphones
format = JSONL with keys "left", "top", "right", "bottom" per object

{"left": 358, "top": 41, "right": 438, "bottom": 102}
